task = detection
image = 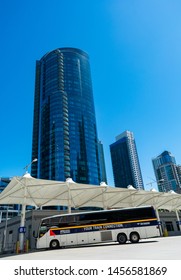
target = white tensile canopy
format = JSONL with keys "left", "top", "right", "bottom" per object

{"left": 0, "top": 173, "right": 181, "bottom": 211}
{"left": 2, "top": 173, "right": 181, "bottom": 251}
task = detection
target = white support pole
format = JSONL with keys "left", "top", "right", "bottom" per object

{"left": 19, "top": 175, "right": 28, "bottom": 252}
{"left": 66, "top": 178, "right": 75, "bottom": 213}
{"left": 175, "top": 210, "right": 181, "bottom": 231}
{"left": 19, "top": 204, "right": 26, "bottom": 252}
{"left": 155, "top": 208, "right": 163, "bottom": 236}
{"left": 3, "top": 206, "right": 9, "bottom": 252}
{"left": 100, "top": 182, "right": 108, "bottom": 210}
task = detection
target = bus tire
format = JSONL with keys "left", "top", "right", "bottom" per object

{"left": 130, "top": 232, "right": 140, "bottom": 243}
{"left": 117, "top": 233, "right": 127, "bottom": 244}
{"left": 50, "top": 239, "right": 60, "bottom": 249}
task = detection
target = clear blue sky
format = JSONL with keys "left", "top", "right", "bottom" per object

{"left": 1, "top": 0, "right": 181, "bottom": 190}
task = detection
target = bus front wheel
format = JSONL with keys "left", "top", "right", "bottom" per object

{"left": 130, "top": 232, "right": 140, "bottom": 243}
{"left": 117, "top": 233, "right": 127, "bottom": 244}
{"left": 50, "top": 239, "right": 60, "bottom": 249}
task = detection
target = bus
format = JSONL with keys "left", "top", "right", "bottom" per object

{"left": 36, "top": 206, "right": 160, "bottom": 249}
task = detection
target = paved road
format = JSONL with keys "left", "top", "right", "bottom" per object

{"left": 1, "top": 236, "right": 181, "bottom": 260}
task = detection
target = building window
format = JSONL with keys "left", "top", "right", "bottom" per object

{"left": 165, "top": 221, "right": 174, "bottom": 232}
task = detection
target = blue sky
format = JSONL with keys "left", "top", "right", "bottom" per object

{"left": 1, "top": 0, "right": 181, "bottom": 189}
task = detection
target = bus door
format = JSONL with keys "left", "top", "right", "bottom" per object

{"left": 37, "top": 225, "right": 49, "bottom": 249}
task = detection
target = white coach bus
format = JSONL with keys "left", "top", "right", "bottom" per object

{"left": 36, "top": 206, "right": 160, "bottom": 249}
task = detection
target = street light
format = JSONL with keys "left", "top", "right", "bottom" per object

{"left": 23, "top": 158, "right": 38, "bottom": 174}
{"left": 146, "top": 179, "right": 164, "bottom": 191}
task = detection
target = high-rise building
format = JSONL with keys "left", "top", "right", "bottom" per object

{"left": 31, "top": 47, "right": 104, "bottom": 185}
{"left": 110, "top": 130, "right": 144, "bottom": 189}
{"left": 152, "top": 151, "right": 181, "bottom": 193}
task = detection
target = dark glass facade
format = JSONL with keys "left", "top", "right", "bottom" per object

{"left": 110, "top": 138, "right": 134, "bottom": 188}
{"left": 31, "top": 48, "right": 101, "bottom": 184}
{"left": 152, "top": 151, "right": 181, "bottom": 193}
{"left": 110, "top": 131, "right": 144, "bottom": 189}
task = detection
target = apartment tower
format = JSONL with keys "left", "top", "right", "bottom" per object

{"left": 31, "top": 48, "right": 103, "bottom": 185}
{"left": 152, "top": 151, "right": 181, "bottom": 193}
{"left": 110, "top": 131, "right": 144, "bottom": 189}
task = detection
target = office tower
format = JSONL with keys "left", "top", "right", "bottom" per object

{"left": 176, "top": 165, "right": 181, "bottom": 188}
{"left": 31, "top": 47, "right": 103, "bottom": 185}
{"left": 110, "top": 130, "right": 144, "bottom": 189}
{"left": 152, "top": 151, "right": 181, "bottom": 193}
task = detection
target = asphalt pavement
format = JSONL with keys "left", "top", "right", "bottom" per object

{"left": 1, "top": 235, "right": 181, "bottom": 260}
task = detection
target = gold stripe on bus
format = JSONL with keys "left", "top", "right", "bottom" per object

{"left": 50, "top": 218, "right": 157, "bottom": 231}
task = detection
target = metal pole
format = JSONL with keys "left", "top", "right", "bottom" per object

{"left": 155, "top": 208, "right": 163, "bottom": 236}
{"left": 19, "top": 175, "right": 27, "bottom": 252}
{"left": 18, "top": 160, "right": 37, "bottom": 252}
{"left": 100, "top": 183, "right": 108, "bottom": 210}
{"left": 19, "top": 204, "right": 26, "bottom": 252}
{"left": 175, "top": 210, "right": 181, "bottom": 231}
{"left": 3, "top": 206, "right": 9, "bottom": 252}
{"left": 66, "top": 178, "right": 75, "bottom": 213}
{"left": 23, "top": 158, "right": 37, "bottom": 174}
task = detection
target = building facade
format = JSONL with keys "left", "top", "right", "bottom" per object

{"left": 0, "top": 178, "right": 20, "bottom": 223}
{"left": 110, "top": 131, "right": 144, "bottom": 189}
{"left": 31, "top": 48, "right": 104, "bottom": 185}
{"left": 152, "top": 151, "right": 181, "bottom": 193}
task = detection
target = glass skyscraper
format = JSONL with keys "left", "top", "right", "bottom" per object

{"left": 31, "top": 48, "right": 102, "bottom": 185}
{"left": 152, "top": 151, "right": 181, "bottom": 193}
{"left": 110, "top": 131, "right": 144, "bottom": 189}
